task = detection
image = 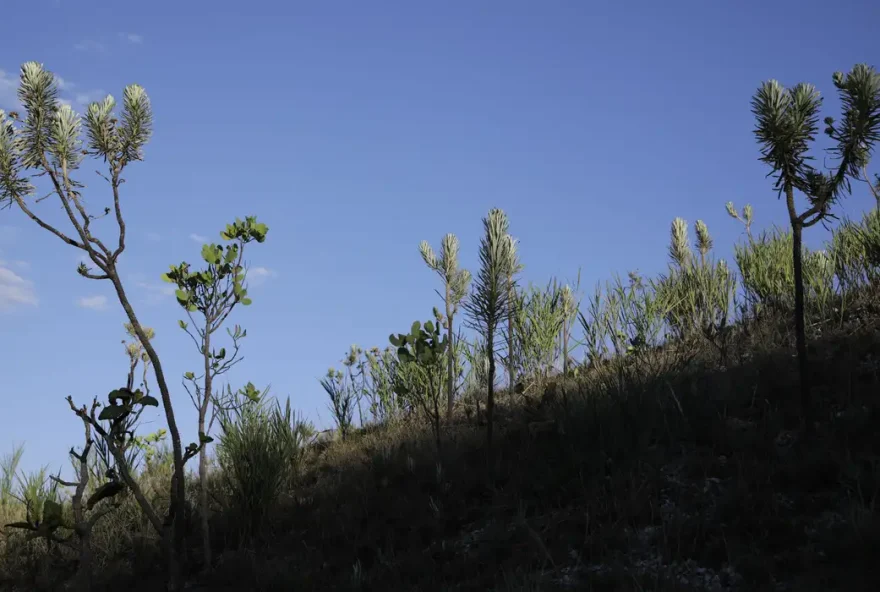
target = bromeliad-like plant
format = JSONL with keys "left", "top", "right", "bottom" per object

{"left": 0, "top": 62, "right": 189, "bottom": 586}
{"left": 162, "top": 215, "right": 268, "bottom": 570}
{"left": 321, "top": 368, "right": 356, "bottom": 440}
{"left": 751, "top": 63, "right": 880, "bottom": 422}
{"left": 390, "top": 318, "right": 449, "bottom": 453}
{"left": 419, "top": 234, "right": 472, "bottom": 422}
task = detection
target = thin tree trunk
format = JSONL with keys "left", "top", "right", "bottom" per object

{"left": 200, "top": 331, "right": 213, "bottom": 570}
{"left": 486, "top": 328, "right": 495, "bottom": 458}
{"left": 791, "top": 220, "right": 812, "bottom": 429}
{"left": 507, "top": 275, "right": 515, "bottom": 392}
{"left": 433, "top": 373, "right": 442, "bottom": 454}
{"left": 73, "top": 530, "right": 93, "bottom": 592}
{"left": 561, "top": 317, "right": 569, "bottom": 407}
{"left": 109, "top": 273, "right": 185, "bottom": 591}
{"left": 446, "top": 284, "right": 454, "bottom": 422}
{"left": 562, "top": 318, "right": 569, "bottom": 377}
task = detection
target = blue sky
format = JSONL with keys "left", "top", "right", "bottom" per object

{"left": 1, "top": 0, "right": 878, "bottom": 474}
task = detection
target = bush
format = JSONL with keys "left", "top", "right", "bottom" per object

{"left": 216, "top": 395, "right": 311, "bottom": 544}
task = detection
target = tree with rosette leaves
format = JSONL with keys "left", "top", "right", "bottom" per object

{"left": 419, "top": 234, "right": 472, "bottom": 422}
{"left": 0, "top": 61, "right": 191, "bottom": 589}
{"left": 750, "top": 64, "right": 880, "bottom": 427}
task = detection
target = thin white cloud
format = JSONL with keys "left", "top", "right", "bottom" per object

{"left": 3, "top": 65, "right": 102, "bottom": 114}
{"left": 73, "top": 90, "right": 106, "bottom": 107}
{"left": 120, "top": 33, "right": 144, "bottom": 44}
{"left": 0, "top": 264, "right": 37, "bottom": 312}
{"left": 189, "top": 233, "right": 207, "bottom": 243}
{"left": 129, "top": 272, "right": 176, "bottom": 305}
{"left": 248, "top": 266, "right": 277, "bottom": 286}
{"left": 0, "top": 70, "right": 20, "bottom": 111}
{"left": 0, "top": 225, "right": 18, "bottom": 245}
{"left": 0, "top": 258, "right": 29, "bottom": 270}
{"left": 77, "top": 295, "right": 108, "bottom": 310}
{"left": 74, "top": 40, "right": 106, "bottom": 53}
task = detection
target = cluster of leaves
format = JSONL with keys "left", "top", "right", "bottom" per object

{"left": 162, "top": 216, "right": 268, "bottom": 312}
{"left": 390, "top": 317, "right": 449, "bottom": 451}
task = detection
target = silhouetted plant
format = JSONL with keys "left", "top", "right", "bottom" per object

{"left": 559, "top": 278, "right": 581, "bottom": 380}
{"left": 162, "top": 215, "right": 268, "bottom": 570}
{"left": 0, "top": 445, "right": 24, "bottom": 509}
{"left": 726, "top": 201, "right": 754, "bottom": 238}
{"left": 364, "top": 346, "right": 399, "bottom": 422}
{"left": 390, "top": 318, "right": 449, "bottom": 452}
{"left": 10, "top": 404, "right": 127, "bottom": 591}
{"left": 463, "top": 208, "right": 519, "bottom": 455}
{"left": 420, "top": 234, "right": 472, "bottom": 422}
{"left": 734, "top": 225, "right": 833, "bottom": 319}
{"left": 513, "top": 280, "right": 565, "bottom": 394}
{"left": 654, "top": 218, "right": 736, "bottom": 362}
{"left": 0, "top": 62, "right": 190, "bottom": 586}
{"left": 342, "top": 345, "right": 367, "bottom": 427}
{"left": 578, "top": 282, "right": 611, "bottom": 368}
{"left": 216, "top": 387, "right": 304, "bottom": 545}
{"left": 503, "top": 235, "right": 524, "bottom": 393}
{"left": 751, "top": 63, "right": 880, "bottom": 422}
{"left": 829, "top": 208, "right": 880, "bottom": 290}
{"left": 321, "top": 368, "right": 355, "bottom": 440}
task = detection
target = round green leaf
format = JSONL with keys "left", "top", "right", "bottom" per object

{"left": 98, "top": 405, "right": 127, "bottom": 421}
{"left": 139, "top": 395, "right": 159, "bottom": 407}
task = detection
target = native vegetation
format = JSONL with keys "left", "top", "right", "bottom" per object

{"left": 1, "top": 61, "right": 880, "bottom": 591}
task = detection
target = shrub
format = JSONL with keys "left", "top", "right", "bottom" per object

{"left": 216, "top": 393, "right": 306, "bottom": 544}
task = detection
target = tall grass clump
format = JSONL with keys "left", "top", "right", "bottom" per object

{"left": 734, "top": 226, "right": 836, "bottom": 319}
{"left": 829, "top": 207, "right": 880, "bottom": 290}
{"left": 654, "top": 218, "right": 736, "bottom": 362}
{"left": 0, "top": 445, "right": 24, "bottom": 511}
{"left": 216, "top": 393, "right": 310, "bottom": 544}
{"left": 512, "top": 280, "right": 565, "bottom": 394}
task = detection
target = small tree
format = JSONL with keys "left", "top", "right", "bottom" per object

{"left": 161, "top": 216, "right": 268, "bottom": 570}
{"left": 463, "top": 208, "right": 518, "bottom": 455}
{"left": 751, "top": 64, "right": 880, "bottom": 423}
{"left": 5, "top": 435, "right": 116, "bottom": 592}
{"left": 390, "top": 318, "right": 448, "bottom": 453}
{"left": 419, "top": 234, "right": 472, "bottom": 422}
{"left": 0, "top": 62, "right": 189, "bottom": 588}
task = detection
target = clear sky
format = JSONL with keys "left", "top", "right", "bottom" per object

{"left": 1, "top": 0, "right": 878, "bottom": 474}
